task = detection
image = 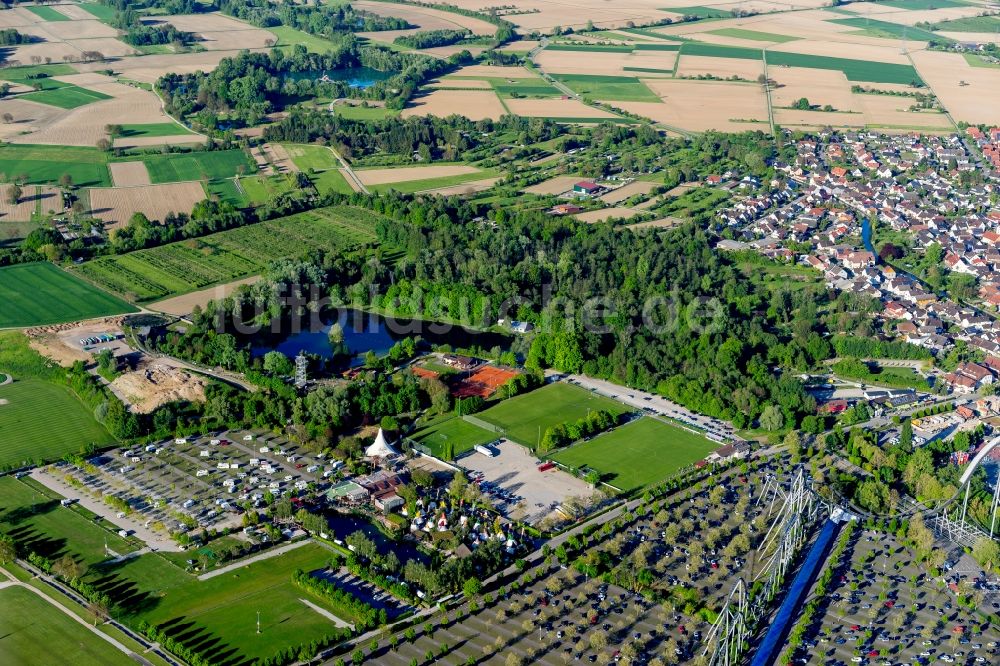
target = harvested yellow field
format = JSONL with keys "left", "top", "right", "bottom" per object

{"left": 109, "top": 162, "right": 152, "bottom": 187}
{"left": 770, "top": 67, "right": 856, "bottom": 110}
{"left": 0, "top": 186, "right": 60, "bottom": 220}
{"left": 635, "top": 79, "right": 769, "bottom": 132}
{"left": 114, "top": 135, "right": 202, "bottom": 148}
{"left": 534, "top": 49, "right": 676, "bottom": 76}
{"left": 356, "top": 165, "right": 481, "bottom": 186}
{"left": 500, "top": 40, "right": 540, "bottom": 52}
{"left": 422, "top": 45, "right": 487, "bottom": 59}
{"left": 447, "top": 65, "right": 540, "bottom": 79}
{"left": 574, "top": 207, "right": 641, "bottom": 224}
{"left": 0, "top": 7, "right": 41, "bottom": 28}
{"left": 676, "top": 55, "right": 763, "bottom": 80}
{"left": 911, "top": 49, "right": 1000, "bottom": 125}
{"left": 503, "top": 98, "right": 619, "bottom": 118}
{"left": 73, "top": 51, "right": 238, "bottom": 82}
{"left": 421, "top": 177, "right": 500, "bottom": 196}
{"left": 523, "top": 176, "right": 582, "bottom": 195}
{"left": 429, "top": 79, "right": 493, "bottom": 89}
{"left": 768, "top": 39, "right": 910, "bottom": 64}
{"left": 441, "top": 0, "right": 686, "bottom": 32}
{"left": 9, "top": 76, "right": 175, "bottom": 147}
{"left": 353, "top": 1, "right": 495, "bottom": 35}
{"left": 627, "top": 216, "right": 683, "bottom": 230}
{"left": 600, "top": 181, "right": 656, "bottom": 204}
{"left": 773, "top": 109, "right": 866, "bottom": 128}
{"left": 42, "top": 19, "right": 118, "bottom": 40}
{"left": 0, "top": 99, "right": 65, "bottom": 140}
{"left": 144, "top": 14, "right": 276, "bottom": 50}
{"left": 66, "top": 37, "right": 138, "bottom": 58}
{"left": 402, "top": 89, "right": 506, "bottom": 121}
{"left": 89, "top": 182, "right": 207, "bottom": 229}
{"left": 878, "top": 7, "right": 992, "bottom": 26}
{"left": 149, "top": 276, "right": 262, "bottom": 317}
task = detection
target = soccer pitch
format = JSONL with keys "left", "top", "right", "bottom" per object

{"left": 411, "top": 414, "right": 498, "bottom": 459}
{"left": 551, "top": 417, "right": 718, "bottom": 490}
{"left": 476, "top": 382, "right": 631, "bottom": 448}
{"left": 0, "top": 262, "right": 137, "bottom": 328}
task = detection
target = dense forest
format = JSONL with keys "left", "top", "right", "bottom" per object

{"left": 218, "top": 0, "right": 412, "bottom": 33}
{"left": 157, "top": 42, "right": 465, "bottom": 128}
{"left": 122, "top": 22, "right": 195, "bottom": 47}
{"left": 395, "top": 28, "right": 470, "bottom": 49}
{"left": 0, "top": 28, "right": 28, "bottom": 46}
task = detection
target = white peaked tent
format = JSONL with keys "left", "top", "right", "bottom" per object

{"left": 365, "top": 428, "right": 399, "bottom": 457}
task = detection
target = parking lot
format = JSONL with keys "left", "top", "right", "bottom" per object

{"left": 43, "top": 429, "right": 334, "bottom": 549}
{"left": 458, "top": 439, "right": 596, "bottom": 525}
{"left": 794, "top": 529, "right": 999, "bottom": 666}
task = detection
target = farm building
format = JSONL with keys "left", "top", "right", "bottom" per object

{"left": 573, "top": 181, "right": 602, "bottom": 196}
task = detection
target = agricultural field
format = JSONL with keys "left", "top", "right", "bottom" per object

{"left": 707, "top": 27, "right": 800, "bottom": 43}
{"left": 270, "top": 24, "right": 341, "bottom": 54}
{"left": 0, "top": 586, "right": 135, "bottom": 666}
{"left": 550, "top": 417, "right": 717, "bottom": 491}
{"left": 140, "top": 149, "right": 256, "bottom": 183}
{"left": 768, "top": 52, "right": 925, "bottom": 85}
{"left": 411, "top": 414, "right": 498, "bottom": 459}
{"left": 356, "top": 164, "right": 497, "bottom": 193}
{"left": 311, "top": 169, "right": 356, "bottom": 195}
{"left": 0, "top": 379, "right": 116, "bottom": 470}
{"left": 932, "top": 15, "right": 1000, "bottom": 32}
{"left": 20, "top": 85, "right": 112, "bottom": 109}
{"left": 552, "top": 74, "right": 661, "bottom": 102}
{"left": 88, "top": 181, "right": 209, "bottom": 229}
{"left": 24, "top": 5, "right": 70, "bottom": 21}
{"left": 0, "top": 262, "right": 136, "bottom": 329}
{"left": 0, "top": 144, "right": 110, "bottom": 187}
{"left": 74, "top": 206, "right": 382, "bottom": 302}
{"left": 283, "top": 144, "right": 339, "bottom": 172}
{"left": 239, "top": 173, "right": 299, "bottom": 205}
{"left": 331, "top": 104, "right": 398, "bottom": 121}
{"left": 118, "top": 123, "right": 194, "bottom": 138}
{"left": 475, "top": 382, "right": 631, "bottom": 449}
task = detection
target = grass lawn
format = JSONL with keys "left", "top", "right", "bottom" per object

{"left": 206, "top": 178, "right": 249, "bottom": 207}
{"left": 476, "top": 382, "right": 631, "bottom": 448}
{"left": 0, "top": 476, "right": 135, "bottom": 566}
{"left": 79, "top": 2, "right": 119, "bottom": 21}
{"left": 142, "top": 149, "right": 255, "bottom": 183}
{"left": 368, "top": 168, "right": 498, "bottom": 194}
{"left": 25, "top": 5, "right": 69, "bottom": 21}
{"left": 553, "top": 74, "right": 661, "bottom": 102}
{"left": 0, "top": 144, "right": 109, "bottom": 187}
{"left": 283, "top": 144, "right": 340, "bottom": 171}
{"left": 1, "top": 63, "right": 76, "bottom": 84}
{"left": 270, "top": 24, "right": 340, "bottom": 53}
{"left": 708, "top": 28, "right": 799, "bottom": 43}
{"left": 964, "top": 53, "right": 1000, "bottom": 69}
{"left": 0, "top": 586, "right": 135, "bottom": 666}
{"left": 20, "top": 85, "right": 112, "bottom": 109}
{"left": 332, "top": 104, "right": 398, "bottom": 121}
{"left": 0, "top": 262, "right": 136, "bottom": 328}
{"left": 551, "top": 417, "right": 717, "bottom": 490}
{"left": 0, "top": 379, "right": 115, "bottom": 468}
{"left": 933, "top": 15, "right": 1000, "bottom": 31}
{"left": 490, "top": 78, "right": 562, "bottom": 97}
{"left": 658, "top": 186, "right": 729, "bottom": 218}
{"left": 311, "top": 169, "right": 355, "bottom": 195}
{"left": 239, "top": 173, "right": 298, "bottom": 205}
{"left": 411, "top": 414, "right": 496, "bottom": 459}
{"left": 109, "top": 543, "right": 350, "bottom": 663}
{"left": 118, "top": 123, "right": 193, "bottom": 138}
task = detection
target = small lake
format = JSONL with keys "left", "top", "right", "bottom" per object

{"left": 251, "top": 308, "right": 512, "bottom": 365}
{"left": 861, "top": 217, "right": 876, "bottom": 258}
{"left": 287, "top": 66, "right": 394, "bottom": 89}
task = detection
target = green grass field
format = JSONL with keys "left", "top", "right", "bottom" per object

{"left": 551, "top": 417, "right": 717, "bottom": 490}
{"left": 239, "top": 173, "right": 298, "bottom": 205}
{"left": 828, "top": 18, "right": 941, "bottom": 42}
{"left": 141, "top": 149, "right": 255, "bottom": 183}
{"left": 412, "top": 414, "right": 497, "bottom": 458}
{"left": 106, "top": 543, "right": 350, "bottom": 663}
{"left": 74, "top": 205, "right": 382, "bottom": 301}
{"left": 708, "top": 28, "right": 799, "bottom": 43}
{"left": 25, "top": 5, "right": 69, "bottom": 20}
{"left": 0, "top": 476, "right": 136, "bottom": 565}
{"left": 118, "top": 123, "right": 193, "bottom": 138}
{"left": 679, "top": 42, "right": 763, "bottom": 60}
{"left": 476, "top": 382, "right": 631, "bottom": 448}
{"left": 270, "top": 24, "right": 340, "bottom": 53}
{"left": 933, "top": 15, "right": 1000, "bottom": 31}
{"left": 553, "top": 74, "right": 660, "bottom": 102}
{"left": 0, "top": 379, "right": 116, "bottom": 468}
{"left": 79, "top": 2, "right": 119, "bottom": 21}
{"left": 0, "top": 144, "right": 110, "bottom": 187}
{"left": 767, "top": 52, "right": 924, "bottom": 85}
{"left": 206, "top": 178, "right": 248, "bottom": 207}
{"left": 312, "top": 169, "right": 355, "bottom": 194}
{"left": 21, "top": 85, "right": 112, "bottom": 109}
{"left": 283, "top": 144, "right": 340, "bottom": 171}
{"left": 0, "top": 262, "right": 136, "bottom": 328}
{"left": 490, "top": 78, "right": 562, "bottom": 97}
{"left": 0, "top": 587, "right": 136, "bottom": 666}
{"left": 964, "top": 53, "right": 1000, "bottom": 69}
{"left": 633, "top": 43, "right": 681, "bottom": 51}
{"left": 332, "top": 104, "right": 399, "bottom": 121}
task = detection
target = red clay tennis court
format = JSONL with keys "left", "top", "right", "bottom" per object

{"left": 451, "top": 365, "right": 520, "bottom": 398}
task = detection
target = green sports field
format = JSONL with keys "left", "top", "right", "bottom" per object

{"left": 0, "top": 379, "right": 115, "bottom": 469}
{"left": 476, "top": 382, "right": 631, "bottom": 448}
{"left": 20, "top": 85, "right": 112, "bottom": 109}
{"left": 551, "top": 417, "right": 717, "bottom": 490}
{"left": 141, "top": 149, "right": 256, "bottom": 183}
{"left": 0, "top": 586, "right": 135, "bottom": 666}
{"left": 412, "top": 414, "right": 498, "bottom": 459}
{"left": 0, "top": 262, "right": 136, "bottom": 328}
{"left": 0, "top": 144, "right": 110, "bottom": 187}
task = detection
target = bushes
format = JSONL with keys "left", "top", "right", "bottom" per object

{"left": 395, "top": 29, "right": 470, "bottom": 49}
{"left": 538, "top": 409, "right": 618, "bottom": 452}
{"left": 292, "top": 568, "right": 386, "bottom": 629}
